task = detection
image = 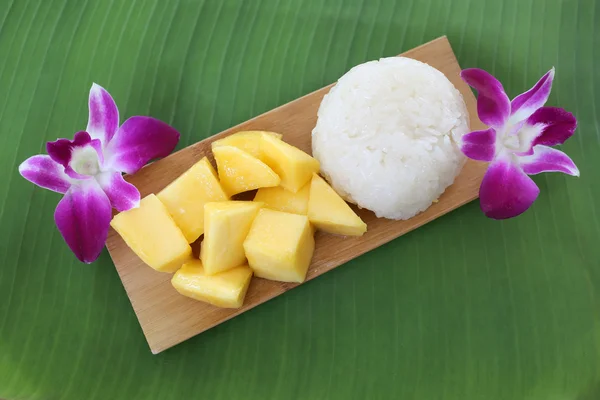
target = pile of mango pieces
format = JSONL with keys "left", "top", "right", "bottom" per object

{"left": 110, "top": 131, "right": 367, "bottom": 309}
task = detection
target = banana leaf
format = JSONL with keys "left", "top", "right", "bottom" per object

{"left": 1, "top": 0, "right": 599, "bottom": 399}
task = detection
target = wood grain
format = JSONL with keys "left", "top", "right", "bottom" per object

{"left": 106, "top": 36, "right": 487, "bottom": 354}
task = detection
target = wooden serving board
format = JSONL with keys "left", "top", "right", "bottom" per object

{"left": 106, "top": 36, "right": 487, "bottom": 354}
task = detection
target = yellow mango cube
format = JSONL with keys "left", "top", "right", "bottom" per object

{"left": 171, "top": 260, "right": 253, "bottom": 308}
{"left": 259, "top": 134, "right": 320, "bottom": 193}
{"left": 211, "top": 131, "right": 282, "bottom": 159}
{"left": 213, "top": 145, "right": 280, "bottom": 196}
{"left": 157, "top": 157, "right": 228, "bottom": 243}
{"left": 253, "top": 183, "right": 310, "bottom": 215}
{"left": 308, "top": 174, "right": 367, "bottom": 236}
{"left": 110, "top": 194, "right": 192, "bottom": 272}
{"left": 243, "top": 209, "right": 315, "bottom": 283}
{"left": 200, "top": 201, "right": 262, "bottom": 275}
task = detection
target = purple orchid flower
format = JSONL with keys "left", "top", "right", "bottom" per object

{"left": 460, "top": 68, "right": 579, "bottom": 219}
{"left": 19, "top": 84, "right": 179, "bottom": 263}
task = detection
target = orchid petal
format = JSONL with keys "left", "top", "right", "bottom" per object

{"left": 86, "top": 83, "right": 119, "bottom": 145}
{"left": 104, "top": 116, "right": 179, "bottom": 174}
{"left": 519, "top": 145, "right": 579, "bottom": 176}
{"left": 18, "top": 155, "right": 72, "bottom": 194}
{"left": 54, "top": 180, "right": 112, "bottom": 263}
{"left": 527, "top": 106, "right": 577, "bottom": 147}
{"left": 510, "top": 68, "right": 555, "bottom": 123}
{"left": 461, "top": 68, "right": 511, "bottom": 128}
{"left": 96, "top": 171, "right": 140, "bottom": 211}
{"left": 479, "top": 156, "right": 540, "bottom": 219}
{"left": 47, "top": 131, "right": 104, "bottom": 180}
{"left": 460, "top": 128, "right": 497, "bottom": 161}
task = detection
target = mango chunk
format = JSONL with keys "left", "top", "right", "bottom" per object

{"left": 259, "top": 134, "right": 320, "bottom": 193}
{"left": 111, "top": 194, "right": 192, "bottom": 272}
{"left": 157, "top": 157, "right": 228, "bottom": 243}
{"left": 171, "top": 260, "right": 253, "bottom": 308}
{"left": 200, "top": 201, "right": 262, "bottom": 275}
{"left": 243, "top": 209, "right": 315, "bottom": 283}
{"left": 211, "top": 131, "right": 282, "bottom": 159}
{"left": 213, "top": 145, "right": 280, "bottom": 196}
{"left": 253, "top": 183, "right": 310, "bottom": 215}
{"left": 308, "top": 174, "right": 367, "bottom": 236}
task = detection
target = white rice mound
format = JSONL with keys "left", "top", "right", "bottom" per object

{"left": 311, "top": 57, "right": 470, "bottom": 220}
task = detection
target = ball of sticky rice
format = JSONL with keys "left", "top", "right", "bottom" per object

{"left": 311, "top": 57, "right": 470, "bottom": 220}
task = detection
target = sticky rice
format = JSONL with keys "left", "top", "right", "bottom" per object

{"left": 311, "top": 57, "right": 469, "bottom": 220}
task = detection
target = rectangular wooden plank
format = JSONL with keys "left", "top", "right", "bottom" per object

{"left": 106, "top": 36, "right": 487, "bottom": 354}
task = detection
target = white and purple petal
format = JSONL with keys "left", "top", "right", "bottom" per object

{"left": 18, "top": 155, "right": 72, "bottom": 194}
{"left": 96, "top": 171, "right": 140, "bottom": 211}
{"left": 54, "top": 180, "right": 112, "bottom": 263}
{"left": 461, "top": 68, "right": 511, "bottom": 128}
{"left": 460, "top": 128, "right": 497, "bottom": 161}
{"left": 528, "top": 106, "right": 577, "bottom": 147}
{"left": 86, "top": 83, "right": 120, "bottom": 145}
{"left": 479, "top": 156, "right": 540, "bottom": 219}
{"left": 519, "top": 145, "right": 579, "bottom": 176}
{"left": 104, "top": 116, "right": 179, "bottom": 174}
{"left": 510, "top": 68, "right": 555, "bottom": 123}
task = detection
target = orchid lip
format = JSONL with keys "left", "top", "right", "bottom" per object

{"left": 502, "top": 135, "right": 520, "bottom": 151}
{"left": 71, "top": 145, "right": 102, "bottom": 176}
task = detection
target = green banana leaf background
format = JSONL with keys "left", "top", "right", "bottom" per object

{"left": 1, "top": 0, "right": 599, "bottom": 398}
